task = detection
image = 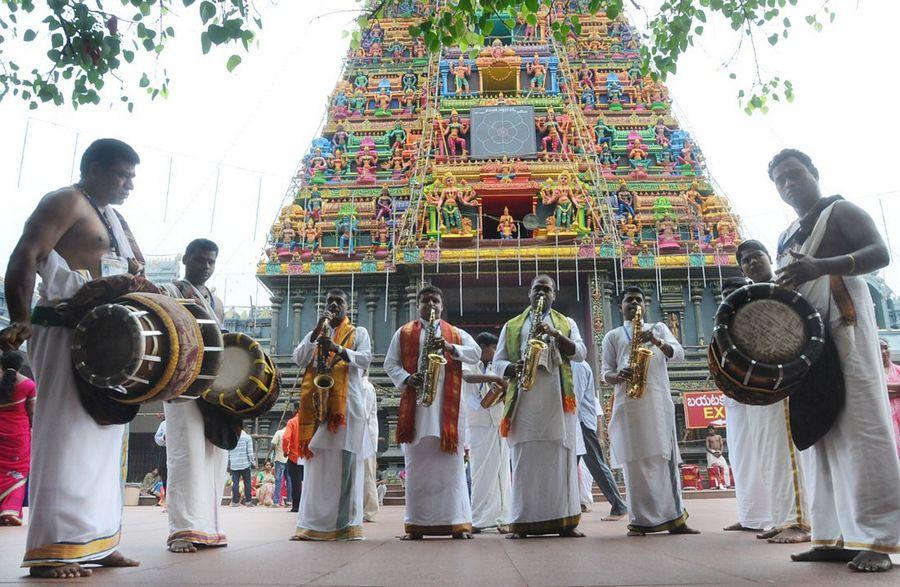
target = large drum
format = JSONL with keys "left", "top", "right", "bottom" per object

{"left": 709, "top": 283, "right": 825, "bottom": 405}
{"left": 178, "top": 300, "right": 224, "bottom": 399}
{"left": 71, "top": 292, "right": 203, "bottom": 403}
{"left": 201, "top": 332, "right": 280, "bottom": 418}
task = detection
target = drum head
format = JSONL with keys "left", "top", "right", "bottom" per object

{"left": 214, "top": 345, "right": 254, "bottom": 391}
{"left": 72, "top": 303, "right": 146, "bottom": 388}
{"left": 730, "top": 299, "right": 806, "bottom": 363}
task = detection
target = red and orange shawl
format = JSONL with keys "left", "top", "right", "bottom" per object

{"left": 397, "top": 319, "right": 462, "bottom": 454}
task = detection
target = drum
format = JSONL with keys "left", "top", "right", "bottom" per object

{"left": 201, "top": 332, "right": 280, "bottom": 418}
{"left": 178, "top": 300, "right": 224, "bottom": 399}
{"left": 71, "top": 292, "right": 203, "bottom": 403}
{"left": 709, "top": 283, "right": 825, "bottom": 405}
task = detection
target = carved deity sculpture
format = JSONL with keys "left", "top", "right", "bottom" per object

{"left": 498, "top": 206, "right": 516, "bottom": 239}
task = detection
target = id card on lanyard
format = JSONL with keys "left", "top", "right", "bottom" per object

{"left": 101, "top": 253, "right": 129, "bottom": 277}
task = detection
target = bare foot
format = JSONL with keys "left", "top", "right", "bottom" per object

{"left": 848, "top": 551, "right": 893, "bottom": 572}
{"left": 723, "top": 521, "right": 759, "bottom": 531}
{"left": 580, "top": 504, "right": 591, "bottom": 513}
{"left": 399, "top": 533, "right": 423, "bottom": 540}
{"left": 601, "top": 513, "right": 627, "bottom": 522}
{"left": 29, "top": 564, "right": 92, "bottom": 579}
{"left": 496, "top": 524, "right": 510, "bottom": 534}
{"left": 506, "top": 532, "right": 528, "bottom": 539}
{"left": 767, "top": 527, "right": 810, "bottom": 544}
{"left": 289, "top": 534, "right": 312, "bottom": 541}
{"left": 669, "top": 525, "right": 701, "bottom": 535}
{"left": 452, "top": 531, "right": 473, "bottom": 539}
{"left": 559, "top": 529, "right": 585, "bottom": 537}
{"left": 168, "top": 539, "right": 198, "bottom": 553}
{"left": 791, "top": 547, "right": 856, "bottom": 563}
{"left": 94, "top": 551, "right": 140, "bottom": 568}
{"left": 627, "top": 530, "right": 646, "bottom": 536}
{"left": 757, "top": 528, "right": 779, "bottom": 540}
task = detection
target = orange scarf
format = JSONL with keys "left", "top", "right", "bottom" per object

{"left": 397, "top": 319, "right": 463, "bottom": 453}
{"left": 296, "top": 318, "right": 356, "bottom": 459}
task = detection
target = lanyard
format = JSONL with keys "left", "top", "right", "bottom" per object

{"left": 77, "top": 184, "right": 121, "bottom": 257}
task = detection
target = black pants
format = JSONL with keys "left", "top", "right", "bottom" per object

{"left": 231, "top": 467, "right": 253, "bottom": 504}
{"left": 286, "top": 459, "right": 304, "bottom": 512}
{"left": 579, "top": 422, "right": 627, "bottom": 515}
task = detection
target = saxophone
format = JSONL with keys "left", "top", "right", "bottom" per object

{"left": 416, "top": 307, "right": 447, "bottom": 407}
{"left": 312, "top": 315, "right": 335, "bottom": 423}
{"left": 518, "top": 295, "right": 548, "bottom": 393}
{"left": 625, "top": 304, "right": 653, "bottom": 399}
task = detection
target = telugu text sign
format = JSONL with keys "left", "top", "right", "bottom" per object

{"left": 682, "top": 391, "right": 727, "bottom": 429}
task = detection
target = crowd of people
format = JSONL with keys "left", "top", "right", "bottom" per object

{"left": 0, "top": 139, "right": 898, "bottom": 580}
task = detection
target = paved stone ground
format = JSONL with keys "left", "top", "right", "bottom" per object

{"left": 1, "top": 500, "right": 897, "bottom": 585}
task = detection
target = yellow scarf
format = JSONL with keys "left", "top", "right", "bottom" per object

{"left": 296, "top": 317, "right": 356, "bottom": 459}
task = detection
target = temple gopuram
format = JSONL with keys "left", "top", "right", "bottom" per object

{"left": 255, "top": 0, "right": 746, "bottom": 470}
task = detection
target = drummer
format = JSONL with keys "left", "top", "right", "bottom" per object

{"left": 731, "top": 239, "right": 811, "bottom": 544}
{"left": 0, "top": 139, "right": 142, "bottom": 578}
{"left": 159, "top": 239, "right": 232, "bottom": 554}
{"left": 769, "top": 148, "right": 899, "bottom": 572}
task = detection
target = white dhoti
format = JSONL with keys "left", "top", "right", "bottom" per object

{"left": 726, "top": 400, "right": 775, "bottom": 530}
{"left": 779, "top": 202, "right": 900, "bottom": 554}
{"left": 22, "top": 240, "right": 138, "bottom": 568}
{"left": 296, "top": 449, "right": 364, "bottom": 540}
{"left": 705, "top": 453, "right": 731, "bottom": 488}
{"left": 363, "top": 456, "right": 379, "bottom": 521}
{"left": 622, "top": 454, "right": 687, "bottom": 533}
{"left": 578, "top": 459, "right": 594, "bottom": 506}
{"left": 797, "top": 280, "right": 900, "bottom": 552}
{"left": 164, "top": 400, "right": 228, "bottom": 546}
{"left": 468, "top": 424, "right": 510, "bottom": 529}
{"left": 508, "top": 439, "right": 581, "bottom": 535}
{"left": 402, "top": 436, "right": 472, "bottom": 535}
{"left": 23, "top": 324, "right": 125, "bottom": 567}
{"left": 749, "top": 401, "right": 807, "bottom": 532}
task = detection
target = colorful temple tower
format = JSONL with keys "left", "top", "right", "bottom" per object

{"left": 256, "top": 1, "right": 743, "bottom": 466}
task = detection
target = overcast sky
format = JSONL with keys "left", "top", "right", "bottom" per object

{"left": 1, "top": 1, "right": 897, "bottom": 309}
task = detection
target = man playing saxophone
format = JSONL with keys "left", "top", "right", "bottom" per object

{"left": 600, "top": 285, "right": 699, "bottom": 537}
{"left": 291, "top": 289, "right": 372, "bottom": 540}
{"left": 384, "top": 285, "right": 480, "bottom": 540}
{"left": 493, "top": 274, "right": 587, "bottom": 539}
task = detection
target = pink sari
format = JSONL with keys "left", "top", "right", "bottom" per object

{"left": 886, "top": 363, "right": 900, "bottom": 459}
{"left": 0, "top": 378, "right": 35, "bottom": 524}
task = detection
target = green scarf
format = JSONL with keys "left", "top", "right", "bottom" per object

{"left": 500, "top": 307, "right": 576, "bottom": 437}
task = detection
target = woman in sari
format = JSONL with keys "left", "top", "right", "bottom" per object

{"left": 256, "top": 461, "right": 276, "bottom": 507}
{"left": 0, "top": 351, "right": 36, "bottom": 526}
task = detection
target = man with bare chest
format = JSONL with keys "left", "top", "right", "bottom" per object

{"left": 770, "top": 149, "right": 900, "bottom": 573}
{"left": 0, "top": 139, "right": 143, "bottom": 579}
{"left": 704, "top": 426, "right": 730, "bottom": 489}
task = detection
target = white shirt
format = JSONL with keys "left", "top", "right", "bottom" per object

{"left": 462, "top": 360, "right": 503, "bottom": 428}
{"left": 154, "top": 420, "right": 166, "bottom": 447}
{"left": 600, "top": 321, "right": 684, "bottom": 466}
{"left": 271, "top": 428, "right": 287, "bottom": 464}
{"left": 493, "top": 312, "right": 587, "bottom": 446}
{"left": 363, "top": 376, "right": 379, "bottom": 458}
{"left": 573, "top": 361, "right": 600, "bottom": 431}
{"left": 384, "top": 319, "right": 481, "bottom": 447}
{"left": 293, "top": 324, "right": 373, "bottom": 455}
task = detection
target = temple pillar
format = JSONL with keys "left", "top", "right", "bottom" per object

{"left": 389, "top": 294, "right": 401, "bottom": 333}
{"left": 406, "top": 284, "right": 418, "bottom": 323}
{"left": 291, "top": 290, "right": 306, "bottom": 347}
{"left": 691, "top": 283, "right": 705, "bottom": 346}
{"left": 365, "top": 288, "right": 378, "bottom": 352}
{"left": 269, "top": 292, "right": 283, "bottom": 355}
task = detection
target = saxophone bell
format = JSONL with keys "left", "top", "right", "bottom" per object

{"left": 518, "top": 295, "right": 548, "bottom": 393}
{"left": 625, "top": 304, "right": 652, "bottom": 399}
{"left": 416, "top": 307, "right": 445, "bottom": 407}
